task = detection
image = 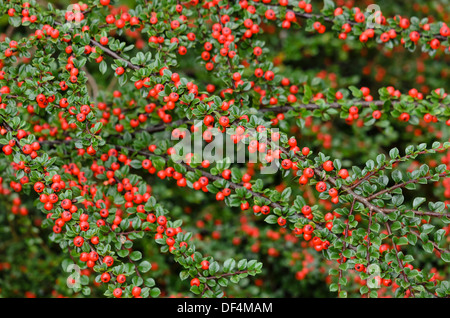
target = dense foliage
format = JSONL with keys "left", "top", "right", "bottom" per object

{"left": 0, "top": 0, "right": 449, "bottom": 298}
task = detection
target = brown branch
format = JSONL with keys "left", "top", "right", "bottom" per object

{"left": 266, "top": 2, "right": 448, "bottom": 42}
{"left": 385, "top": 222, "right": 415, "bottom": 298}
{"left": 258, "top": 99, "right": 448, "bottom": 114}
{"left": 89, "top": 39, "right": 141, "bottom": 71}
{"left": 366, "top": 171, "right": 450, "bottom": 201}
{"left": 204, "top": 270, "right": 250, "bottom": 280}
{"left": 348, "top": 149, "right": 431, "bottom": 190}
{"left": 383, "top": 208, "right": 450, "bottom": 218}
{"left": 410, "top": 229, "right": 450, "bottom": 255}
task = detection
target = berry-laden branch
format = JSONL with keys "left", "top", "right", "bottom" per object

{"left": 0, "top": 0, "right": 450, "bottom": 299}
{"left": 110, "top": 120, "right": 450, "bottom": 297}
{"left": 265, "top": 1, "right": 449, "bottom": 49}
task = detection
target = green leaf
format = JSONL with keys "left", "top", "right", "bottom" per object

{"left": 441, "top": 253, "right": 450, "bottom": 262}
{"left": 208, "top": 261, "right": 220, "bottom": 275}
{"left": 82, "top": 287, "right": 91, "bottom": 296}
{"left": 390, "top": 221, "right": 402, "bottom": 232}
{"left": 264, "top": 215, "right": 277, "bottom": 224}
{"left": 396, "top": 236, "right": 408, "bottom": 246}
{"left": 218, "top": 277, "right": 228, "bottom": 287}
{"left": 117, "top": 249, "right": 129, "bottom": 258}
{"left": 280, "top": 187, "right": 292, "bottom": 202}
{"left": 423, "top": 242, "right": 434, "bottom": 253}
{"left": 179, "top": 270, "right": 190, "bottom": 280}
{"left": 150, "top": 288, "right": 161, "bottom": 297}
{"left": 9, "top": 16, "right": 22, "bottom": 27}
{"left": 303, "top": 85, "right": 312, "bottom": 103}
{"left": 151, "top": 157, "right": 166, "bottom": 171}
{"left": 323, "top": 0, "right": 335, "bottom": 11}
{"left": 360, "top": 285, "right": 369, "bottom": 295}
{"left": 130, "top": 160, "right": 142, "bottom": 169}
{"left": 118, "top": 72, "right": 128, "bottom": 86}
{"left": 413, "top": 197, "right": 426, "bottom": 209}
{"left": 392, "top": 170, "right": 403, "bottom": 183}
{"left": 349, "top": 86, "right": 363, "bottom": 98}
{"left": 99, "top": 60, "right": 107, "bottom": 74}
{"left": 389, "top": 147, "right": 400, "bottom": 159}
{"left": 223, "top": 258, "right": 236, "bottom": 273}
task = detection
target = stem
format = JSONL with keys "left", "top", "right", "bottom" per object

{"left": 89, "top": 38, "right": 141, "bottom": 71}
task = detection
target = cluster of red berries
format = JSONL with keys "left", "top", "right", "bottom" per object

{"left": 9, "top": 196, "right": 28, "bottom": 216}
{"left": 153, "top": 164, "right": 187, "bottom": 188}
{"left": 293, "top": 223, "right": 330, "bottom": 251}
{"left": 2, "top": 0, "right": 450, "bottom": 299}
{"left": 6, "top": 1, "right": 37, "bottom": 24}
{"left": 146, "top": 213, "right": 186, "bottom": 253}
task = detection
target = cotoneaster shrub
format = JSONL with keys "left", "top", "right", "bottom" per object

{"left": 0, "top": 0, "right": 449, "bottom": 298}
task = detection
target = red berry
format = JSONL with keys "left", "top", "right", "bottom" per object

{"left": 338, "top": 169, "right": 349, "bottom": 179}
{"left": 101, "top": 272, "right": 111, "bottom": 283}
{"left": 323, "top": 160, "right": 334, "bottom": 172}
{"left": 200, "top": 260, "right": 210, "bottom": 270}
{"left": 315, "top": 181, "right": 327, "bottom": 192}
{"left": 116, "top": 67, "right": 125, "bottom": 75}
{"left": 113, "top": 288, "right": 122, "bottom": 298}
{"left": 73, "top": 236, "right": 84, "bottom": 247}
{"left": 190, "top": 278, "right": 200, "bottom": 287}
